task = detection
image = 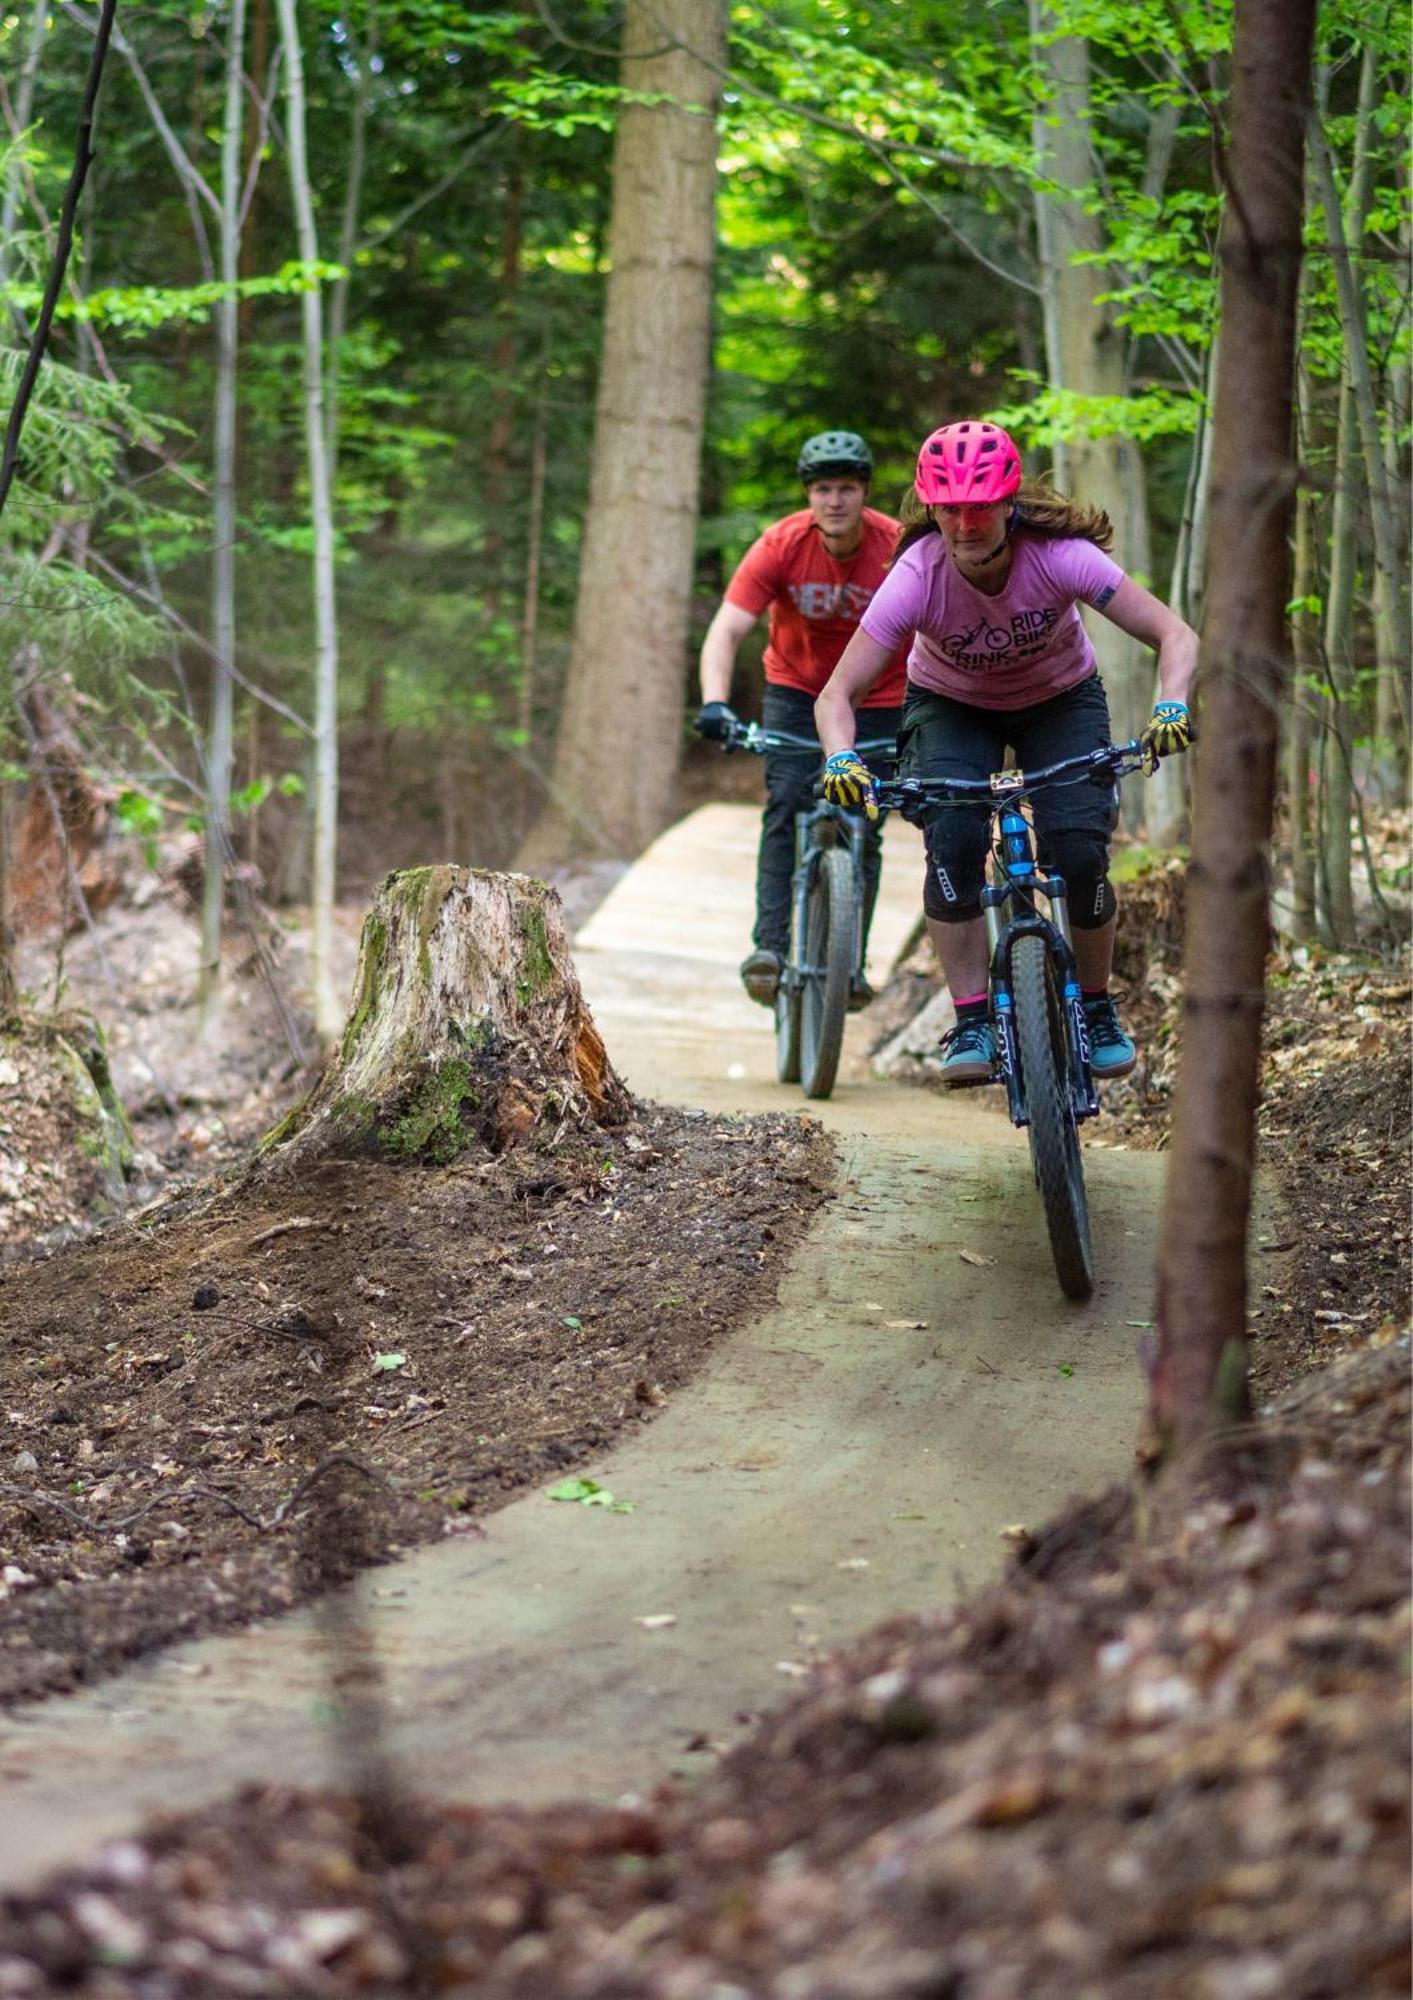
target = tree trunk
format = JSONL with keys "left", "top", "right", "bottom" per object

{"left": 1027, "top": 6, "right": 1152, "bottom": 791}
{"left": 198, "top": 0, "right": 248, "bottom": 1036}
{"left": 1309, "top": 58, "right": 1410, "bottom": 729}
{"left": 326, "top": 0, "right": 376, "bottom": 475}
{"left": 485, "top": 151, "right": 526, "bottom": 553}
{"left": 275, "top": 0, "right": 342, "bottom": 1040}
{"left": 515, "top": 0, "right": 724, "bottom": 868}
{"left": 0, "top": 777, "right": 15, "bottom": 1012}
{"left": 259, "top": 867, "right": 629, "bottom": 1169}
{"left": 1148, "top": 0, "right": 1316, "bottom": 1460}
{"left": 518, "top": 332, "right": 550, "bottom": 742}
{"left": 1287, "top": 363, "right": 1319, "bottom": 941}
{"left": 0, "top": 0, "right": 50, "bottom": 321}
{"left": 1318, "top": 362, "right": 1359, "bottom": 945}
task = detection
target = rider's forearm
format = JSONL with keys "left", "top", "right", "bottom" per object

{"left": 699, "top": 618, "right": 739, "bottom": 703}
{"left": 1156, "top": 624, "right": 1199, "bottom": 707}
{"left": 814, "top": 680, "right": 858, "bottom": 757}
{"left": 816, "top": 629, "right": 894, "bottom": 752}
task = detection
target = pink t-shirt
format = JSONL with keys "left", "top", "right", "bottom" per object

{"left": 859, "top": 532, "right": 1125, "bottom": 711}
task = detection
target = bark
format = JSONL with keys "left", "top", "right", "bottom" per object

{"left": 1148, "top": 0, "right": 1316, "bottom": 1458}
{"left": 1027, "top": 7, "right": 1152, "bottom": 789}
{"left": 275, "top": 0, "right": 342, "bottom": 1040}
{"left": 484, "top": 153, "right": 526, "bottom": 547}
{"left": 518, "top": 335, "right": 550, "bottom": 741}
{"left": 1309, "top": 58, "right": 1410, "bottom": 730}
{"left": 326, "top": 0, "right": 376, "bottom": 474}
{"left": 0, "top": 778, "right": 15, "bottom": 1011}
{"left": 515, "top": 0, "right": 724, "bottom": 868}
{"left": 1287, "top": 364, "right": 1319, "bottom": 941}
{"left": 1374, "top": 205, "right": 1410, "bottom": 776}
{"left": 198, "top": 0, "right": 248, "bottom": 1035}
{"left": 258, "top": 866, "right": 629, "bottom": 1170}
{"left": 1318, "top": 365, "right": 1359, "bottom": 945}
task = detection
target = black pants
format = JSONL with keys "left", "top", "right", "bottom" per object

{"left": 753, "top": 684, "right": 902, "bottom": 956}
{"left": 897, "top": 676, "right": 1118, "bottom": 928}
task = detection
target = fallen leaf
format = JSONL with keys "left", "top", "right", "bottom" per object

{"left": 371, "top": 1352, "right": 407, "bottom": 1372}
{"left": 884, "top": 1318, "right": 928, "bottom": 1330}
{"left": 634, "top": 1614, "right": 677, "bottom": 1630}
{"left": 959, "top": 1249, "right": 996, "bottom": 1269}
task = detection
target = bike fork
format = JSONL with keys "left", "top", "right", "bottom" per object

{"left": 984, "top": 891, "right": 1026, "bottom": 1125}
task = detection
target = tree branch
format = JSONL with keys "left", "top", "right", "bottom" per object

{"left": 0, "top": 0, "right": 117, "bottom": 524}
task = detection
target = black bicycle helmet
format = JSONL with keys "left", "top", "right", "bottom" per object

{"left": 796, "top": 430, "right": 873, "bottom": 482}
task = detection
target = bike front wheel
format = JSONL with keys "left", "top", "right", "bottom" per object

{"left": 800, "top": 846, "right": 857, "bottom": 1100}
{"left": 1012, "top": 933, "right": 1094, "bottom": 1301}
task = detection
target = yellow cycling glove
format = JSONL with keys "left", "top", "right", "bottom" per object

{"left": 1139, "top": 699, "right": 1193, "bottom": 771}
{"left": 821, "top": 750, "right": 878, "bottom": 821}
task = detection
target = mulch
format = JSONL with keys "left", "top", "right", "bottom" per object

{"left": 0, "top": 854, "right": 1408, "bottom": 1998}
{"left": 0, "top": 1104, "right": 834, "bottom": 1709}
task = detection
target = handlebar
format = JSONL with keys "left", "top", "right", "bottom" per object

{"left": 719, "top": 719, "right": 898, "bottom": 759}
{"left": 874, "top": 739, "right": 1146, "bottom": 814}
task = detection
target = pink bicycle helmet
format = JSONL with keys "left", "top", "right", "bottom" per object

{"left": 915, "top": 420, "right": 1022, "bottom": 505}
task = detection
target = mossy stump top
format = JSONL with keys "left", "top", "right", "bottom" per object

{"left": 262, "top": 866, "right": 629, "bottom": 1168}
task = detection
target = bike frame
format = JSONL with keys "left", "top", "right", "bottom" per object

{"left": 878, "top": 741, "right": 1145, "bottom": 1128}
{"left": 723, "top": 720, "right": 896, "bottom": 997}
{"left": 781, "top": 795, "right": 868, "bottom": 998}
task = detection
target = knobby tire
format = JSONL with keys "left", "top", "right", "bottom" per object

{"left": 800, "top": 846, "right": 856, "bottom": 1100}
{"left": 1011, "top": 933, "right": 1094, "bottom": 1301}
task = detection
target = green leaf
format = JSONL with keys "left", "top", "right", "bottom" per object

{"left": 547, "top": 1477, "right": 634, "bottom": 1513}
{"left": 563, "top": 1315, "right": 582, "bottom": 1328}
{"left": 1057, "top": 1364, "right": 1075, "bottom": 1377}
{"left": 372, "top": 1351, "right": 408, "bottom": 1372}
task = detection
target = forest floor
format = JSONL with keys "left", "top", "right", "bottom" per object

{"left": 0, "top": 817, "right": 1407, "bottom": 1996}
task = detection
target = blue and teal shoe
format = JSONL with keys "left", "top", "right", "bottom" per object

{"left": 939, "top": 1017, "right": 997, "bottom": 1085}
{"left": 1084, "top": 993, "right": 1137, "bottom": 1079}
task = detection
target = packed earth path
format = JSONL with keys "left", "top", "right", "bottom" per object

{"left": 0, "top": 805, "right": 1171, "bottom": 1891}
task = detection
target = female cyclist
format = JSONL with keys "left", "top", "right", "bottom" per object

{"left": 814, "top": 418, "right": 1196, "bottom": 1084}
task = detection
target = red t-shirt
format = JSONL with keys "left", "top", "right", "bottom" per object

{"left": 724, "top": 506, "right": 909, "bottom": 705}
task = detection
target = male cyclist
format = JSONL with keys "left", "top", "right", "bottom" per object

{"left": 695, "top": 430, "right": 910, "bottom": 1009}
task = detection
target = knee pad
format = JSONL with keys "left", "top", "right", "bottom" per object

{"left": 1044, "top": 827, "right": 1115, "bottom": 928}
{"left": 922, "top": 820, "right": 987, "bottom": 923}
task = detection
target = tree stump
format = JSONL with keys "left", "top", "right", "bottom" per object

{"left": 261, "top": 866, "right": 630, "bottom": 1167}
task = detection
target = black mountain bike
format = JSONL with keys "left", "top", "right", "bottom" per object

{"left": 876, "top": 740, "right": 1147, "bottom": 1301}
{"left": 722, "top": 720, "right": 896, "bottom": 1101}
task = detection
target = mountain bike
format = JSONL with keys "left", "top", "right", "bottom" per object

{"left": 876, "top": 740, "right": 1147, "bottom": 1302}
{"left": 721, "top": 720, "right": 897, "bottom": 1101}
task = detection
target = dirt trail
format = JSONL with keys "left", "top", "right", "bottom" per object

{"left": 0, "top": 807, "right": 1162, "bottom": 1888}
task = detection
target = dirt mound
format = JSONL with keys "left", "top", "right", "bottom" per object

{"left": 1, "top": 1338, "right": 1404, "bottom": 1997}
{"left": 0, "top": 1105, "right": 833, "bottom": 1708}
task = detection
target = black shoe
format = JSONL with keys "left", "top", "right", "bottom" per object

{"left": 740, "top": 948, "right": 783, "bottom": 1006}
{"left": 847, "top": 972, "right": 875, "bottom": 1013}
{"left": 938, "top": 1017, "right": 998, "bottom": 1085}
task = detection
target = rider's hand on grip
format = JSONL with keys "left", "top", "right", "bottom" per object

{"left": 822, "top": 750, "right": 878, "bottom": 821}
{"left": 1139, "top": 699, "right": 1193, "bottom": 771}
{"left": 694, "top": 701, "right": 739, "bottom": 742}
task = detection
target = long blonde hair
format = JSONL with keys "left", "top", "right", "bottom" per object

{"left": 891, "top": 479, "right": 1115, "bottom": 564}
